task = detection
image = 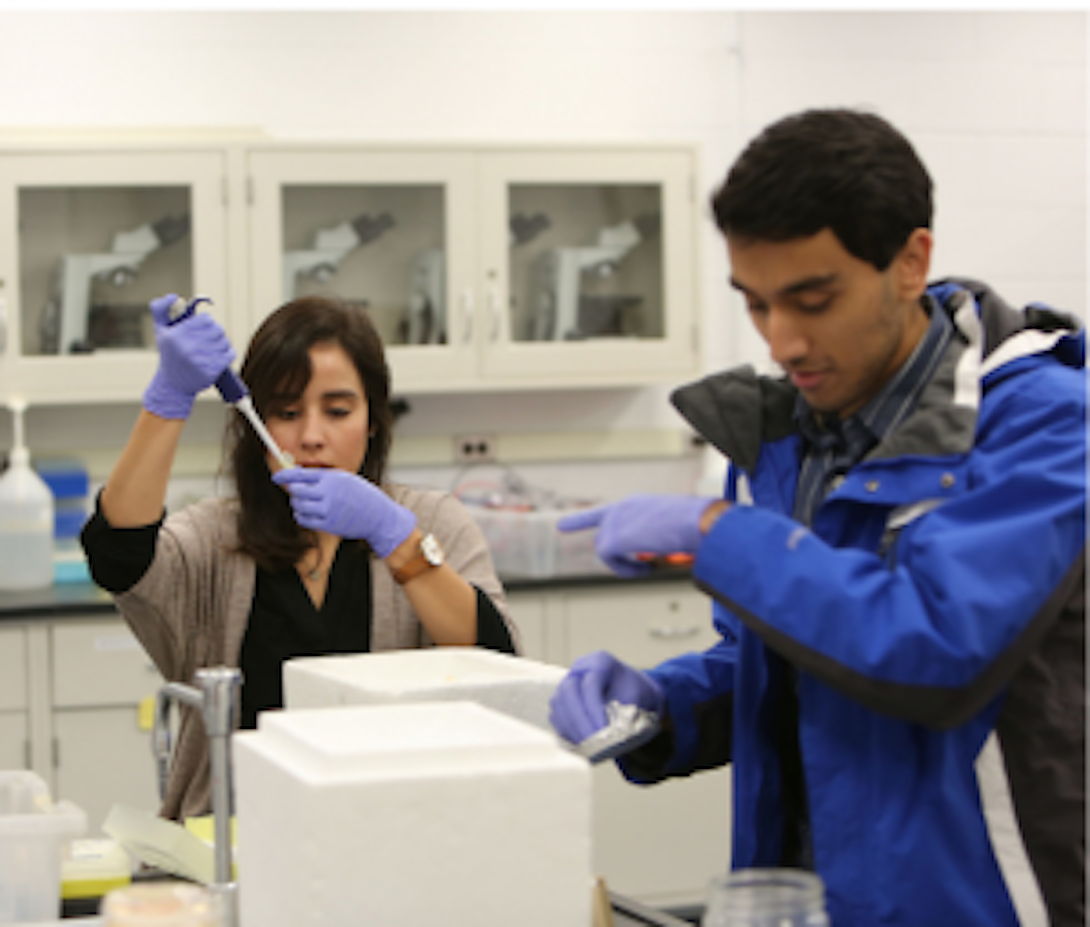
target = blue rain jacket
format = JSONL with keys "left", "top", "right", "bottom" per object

{"left": 626, "top": 280, "right": 1085, "bottom": 926}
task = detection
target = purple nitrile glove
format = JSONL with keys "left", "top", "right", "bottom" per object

{"left": 557, "top": 494, "right": 715, "bottom": 578}
{"left": 549, "top": 650, "right": 665, "bottom": 748}
{"left": 271, "top": 467, "right": 417, "bottom": 558}
{"left": 142, "top": 294, "right": 237, "bottom": 420}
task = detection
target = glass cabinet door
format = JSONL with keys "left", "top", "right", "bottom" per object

{"left": 507, "top": 183, "right": 663, "bottom": 344}
{"left": 19, "top": 185, "right": 192, "bottom": 356}
{"left": 0, "top": 149, "right": 228, "bottom": 404}
{"left": 479, "top": 150, "right": 698, "bottom": 385}
{"left": 247, "top": 150, "right": 477, "bottom": 392}
{"left": 281, "top": 184, "right": 446, "bottom": 349}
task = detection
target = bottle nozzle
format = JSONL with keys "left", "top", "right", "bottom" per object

{"left": 6, "top": 396, "right": 28, "bottom": 461}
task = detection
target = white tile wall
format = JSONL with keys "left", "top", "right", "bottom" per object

{"left": 711, "top": 10, "right": 1086, "bottom": 378}
{"left": 734, "top": 11, "right": 1086, "bottom": 317}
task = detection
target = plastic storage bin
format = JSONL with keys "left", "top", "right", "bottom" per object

{"left": 36, "top": 459, "right": 91, "bottom": 586}
{"left": 0, "top": 771, "right": 86, "bottom": 924}
{"left": 467, "top": 505, "right": 609, "bottom": 579}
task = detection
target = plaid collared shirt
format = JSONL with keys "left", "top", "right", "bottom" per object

{"left": 793, "top": 297, "right": 953, "bottom": 527}
{"left": 779, "top": 296, "right": 953, "bottom": 870}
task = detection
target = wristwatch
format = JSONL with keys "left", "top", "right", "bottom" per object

{"left": 390, "top": 533, "right": 445, "bottom": 585}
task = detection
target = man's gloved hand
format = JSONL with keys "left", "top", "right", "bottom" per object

{"left": 558, "top": 494, "right": 715, "bottom": 578}
{"left": 142, "top": 293, "right": 236, "bottom": 420}
{"left": 271, "top": 467, "right": 417, "bottom": 558}
{"left": 549, "top": 650, "right": 665, "bottom": 748}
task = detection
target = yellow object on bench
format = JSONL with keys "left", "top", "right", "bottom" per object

{"left": 61, "top": 838, "right": 132, "bottom": 900}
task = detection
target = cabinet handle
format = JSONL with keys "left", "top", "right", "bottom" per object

{"left": 649, "top": 625, "right": 701, "bottom": 640}
{"left": 461, "top": 288, "right": 474, "bottom": 343}
{"left": 0, "top": 294, "right": 6, "bottom": 353}
{"left": 487, "top": 283, "right": 502, "bottom": 342}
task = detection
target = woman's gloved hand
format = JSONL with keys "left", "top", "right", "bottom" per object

{"left": 142, "top": 294, "right": 236, "bottom": 420}
{"left": 557, "top": 494, "right": 715, "bottom": 578}
{"left": 272, "top": 467, "right": 417, "bottom": 557}
{"left": 549, "top": 650, "right": 665, "bottom": 747}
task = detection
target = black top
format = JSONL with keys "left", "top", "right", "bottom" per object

{"left": 81, "top": 501, "right": 516, "bottom": 729}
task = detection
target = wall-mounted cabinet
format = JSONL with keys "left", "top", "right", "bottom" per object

{"left": 246, "top": 148, "right": 479, "bottom": 390}
{"left": 248, "top": 145, "right": 700, "bottom": 392}
{"left": 0, "top": 140, "right": 700, "bottom": 405}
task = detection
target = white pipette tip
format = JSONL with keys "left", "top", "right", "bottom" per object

{"left": 236, "top": 396, "right": 294, "bottom": 471}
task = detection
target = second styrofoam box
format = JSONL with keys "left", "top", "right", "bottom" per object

{"left": 284, "top": 647, "right": 567, "bottom": 731}
{"left": 233, "top": 701, "right": 591, "bottom": 927}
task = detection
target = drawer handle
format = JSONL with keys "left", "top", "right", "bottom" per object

{"left": 649, "top": 625, "right": 701, "bottom": 640}
{"left": 487, "top": 283, "right": 502, "bottom": 341}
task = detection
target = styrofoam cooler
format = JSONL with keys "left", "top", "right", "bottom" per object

{"left": 232, "top": 701, "right": 592, "bottom": 927}
{"left": 284, "top": 647, "right": 568, "bottom": 731}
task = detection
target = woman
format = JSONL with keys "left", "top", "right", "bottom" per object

{"left": 82, "top": 294, "right": 518, "bottom": 820}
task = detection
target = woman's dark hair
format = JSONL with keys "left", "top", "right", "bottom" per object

{"left": 227, "top": 296, "right": 394, "bottom": 571}
{"left": 711, "top": 108, "right": 933, "bottom": 271}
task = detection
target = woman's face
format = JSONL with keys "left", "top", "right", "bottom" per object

{"left": 265, "top": 341, "right": 370, "bottom": 475}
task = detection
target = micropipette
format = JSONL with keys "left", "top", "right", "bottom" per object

{"left": 167, "top": 296, "right": 295, "bottom": 471}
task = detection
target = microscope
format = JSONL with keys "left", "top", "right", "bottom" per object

{"left": 282, "top": 213, "right": 395, "bottom": 301}
{"left": 529, "top": 217, "right": 651, "bottom": 342}
{"left": 405, "top": 248, "right": 445, "bottom": 345}
{"left": 41, "top": 214, "right": 190, "bottom": 355}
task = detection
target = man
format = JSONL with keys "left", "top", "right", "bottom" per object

{"left": 552, "top": 109, "right": 1085, "bottom": 927}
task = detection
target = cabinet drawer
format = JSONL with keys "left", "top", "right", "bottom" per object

{"left": 51, "top": 619, "right": 161, "bottom": 708}
{"left": 54, "top": 707, "right": 160, "bottom": 835}
{"left": 0, "top": 627, "right": 27, "bottom": 711}
{"left": 563, "top": 584, "right": 718, "bottom": 669}
{"left": 0, "top": 712, "right": 28, "bottom": 769}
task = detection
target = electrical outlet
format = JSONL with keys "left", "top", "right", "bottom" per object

{"left": 453, "top": 433, "right": 496, "bottom": 463}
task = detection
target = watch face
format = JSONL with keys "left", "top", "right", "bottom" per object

{"left": 421, "top": 533, "right": 444, "bottom": 566}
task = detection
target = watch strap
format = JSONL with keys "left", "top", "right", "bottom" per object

{"left": 391, "top": 534, "right": 442, "bottom": 585}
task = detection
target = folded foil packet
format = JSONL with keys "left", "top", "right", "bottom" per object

{"left": 572, "top": 701, "right": 661, "bottom": 764}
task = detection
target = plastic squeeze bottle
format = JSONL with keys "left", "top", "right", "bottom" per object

{"left": 0, "top": 397, "right": 55, "bottom": 590}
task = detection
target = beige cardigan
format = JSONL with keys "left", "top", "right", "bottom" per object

{"left": 114, "top": 484, "right": 517, "bottom": 820}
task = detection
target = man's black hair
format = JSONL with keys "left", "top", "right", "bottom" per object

{"left": 711, "top": 108, "right": 933, "bottom": 271}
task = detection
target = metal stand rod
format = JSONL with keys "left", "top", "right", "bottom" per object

{"left": 153, "top": 667, "right": 242, "bottom": 927}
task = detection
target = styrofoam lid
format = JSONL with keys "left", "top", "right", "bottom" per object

{"left": 239, "top": 701, "right": 578, "bottom": 780}
{"left": 285, "top": 647, "right": 566, "bottom": 696}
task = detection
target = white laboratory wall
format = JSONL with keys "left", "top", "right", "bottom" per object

{"left": 729, "top": 10, "right": 1087, "bottom": 377}
{"left": 0, "top": 10, "right": 1084, "bottom": 505}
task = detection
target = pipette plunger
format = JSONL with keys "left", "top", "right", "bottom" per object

{"left": 167, "top": 296, "right": 295, "bottom": 470}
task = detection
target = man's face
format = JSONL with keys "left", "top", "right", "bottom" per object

{"left": 727, "top": 227, "right": 932, "bottom": 419}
